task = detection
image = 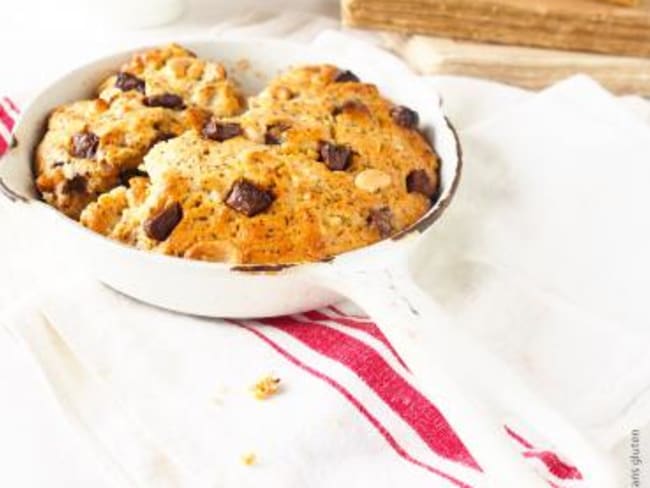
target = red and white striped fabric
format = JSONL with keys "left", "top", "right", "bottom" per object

{"left": 0, "top": 97, "right": 19, "bottom": 154}
{"left": 234, "top": 308, "right": 583, "bottom": 487}
{"left": 0, "top": 99, "right": 584, "bottom": 487}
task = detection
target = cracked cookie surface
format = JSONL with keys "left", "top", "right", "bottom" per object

{"left": 36, "top": 46, "right": 440, "bottom": 264}
{"left": 35, "top": 44, "right": 243, "bottom": 218}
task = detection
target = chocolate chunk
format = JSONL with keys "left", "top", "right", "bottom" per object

{"left": 367, "top": 207, "right": 393, "bottom": 238}
{"left": 334, "top": 69, "right": 360, "bottom": 83}
{"left": 225, "top": 179, "right": 275, "bottom": 217}
{"left": 264, "top": 123, "right": 290, "bottom": 145}
{"left": 390, "top": 106, "right": 419, "bottom": 129}
{"left": 143, "top": 93, "right": 185, "bottom": 110}
{"left": 406, "top": 169, "right": 437, "bottom": 198}
{"left": 119, "top": 168, "right": 148, "bottom": 186}
{"left": 318, "top": 141, "right": 353, "bottom": 171}
{"left": 115, "top": 72, "right": 145, "bottom": 93}
{"left": 202, "top": 120, "right": 242, "bottom": 142}
{"left": 144, "top": 202, "right": 183, "bottom": 241}
{"left": 61, "top": 175, "right": 87, "bottom": 194}
{"left": 71, "top": 131, "right": 99, "bottom": 159}
{"left": 264, "top": 132, "right": 281, "bottom": 145}
{"left": 332, "top": 100, "right": 369, "bottom": 116}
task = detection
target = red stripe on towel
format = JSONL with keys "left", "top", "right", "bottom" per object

{"left": 302, "top": 310, "right": 409, "bottom": 370}
{"left": 236, "top": 321, "right": 473, "bottom": 488}
{"left": 259, "top": 316, "right": 480, "bottom": 470}
{"left": 506, "top": 426, "right": 534, "bottom": 449}
{"left": 0, "top": 97, "right": 17, "bottom": 156}
{"left": 506, "top": 427, "right": 582, "bottom": 481}
{"left": 524, "top": 452, "right": 582, "bottom": 481}
{"left": 0, "top": 103, "right": 15, "bottom": 133}
{"left": 2, "top": 97, "right": 19, "bottom": 115}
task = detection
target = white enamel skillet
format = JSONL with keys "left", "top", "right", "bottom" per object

{"left": 0, "top": 40, "right": 615, "bottom": 487}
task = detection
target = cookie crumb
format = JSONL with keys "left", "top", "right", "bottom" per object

{"left": 251, "top": 375, "right": 281, "bottom": 400}
{"left": 241, "top": 452, "right": 256, "bottom": 466}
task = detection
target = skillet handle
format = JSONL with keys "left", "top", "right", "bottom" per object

{"left": 312, "top": 263, "right": 616, "bottom": 487}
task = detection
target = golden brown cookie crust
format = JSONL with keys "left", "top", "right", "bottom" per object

{"left": 36, "top": 46, "right": 439, "bottom": 264}
{"left": 35, "top": 44, "right": 243, "bottom": 218}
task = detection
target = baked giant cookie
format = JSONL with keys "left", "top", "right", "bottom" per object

{"left": 79, "top": 64, "right": 440, "bottom": 264}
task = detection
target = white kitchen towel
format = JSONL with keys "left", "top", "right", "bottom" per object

{"left": 416, "top": 74, "right": 650, "bottom": 446}
{"left": 0, "top": 277, "right": 591, "bottom": 488}
{"left": 1, "top": 12, "right": 650, "bottom": 488}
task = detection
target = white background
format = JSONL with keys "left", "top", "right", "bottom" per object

{"left": 0, "top": 0, "right": 338, "bottom": 96}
